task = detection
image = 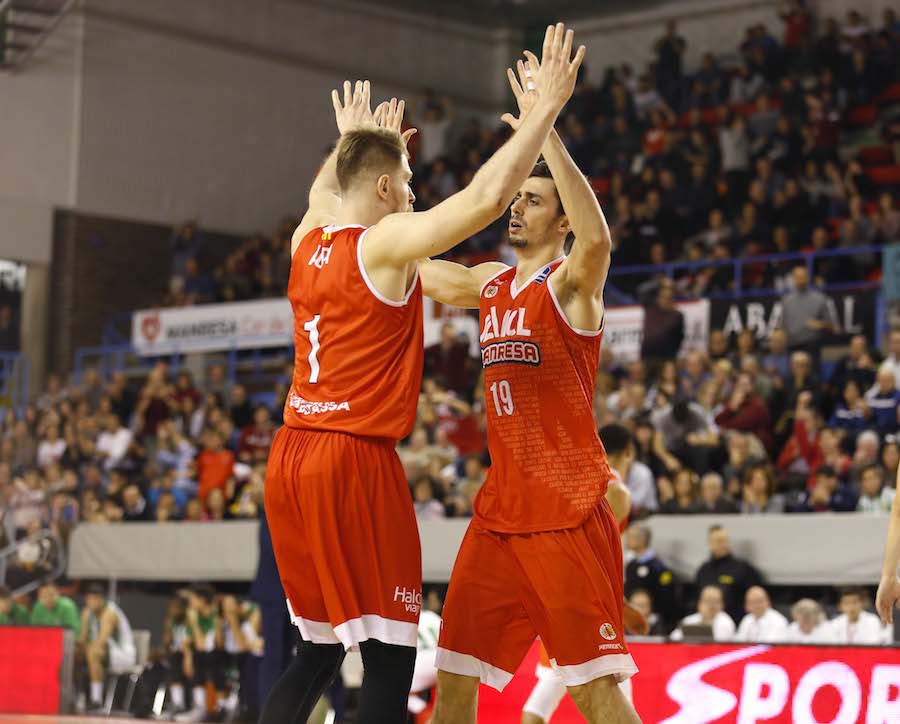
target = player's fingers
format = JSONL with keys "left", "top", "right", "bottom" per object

{"left": 389, "top": 97, "right": 398, "bottom": 127}
{"left": 401, "top": 128, "right": 417, "bottom": 144}
{"left": 570, "top": 44, "right": 586, "bottom": 74}
{"left": 523, "top": 50, "right": 541, "bottom": 76}
{"left": 354, "top": 80, "right": 363, "bottom": 104}
{"left": 396, "top": 99, "right": 406, "bottom": 128}
{"left": 507, "top": 67, "right": 523, "bottom": 99}
{"left": 331, "top": 89, "right": 342, "bottom": 114}
{"left": 373, "top": 102, "right": 387, "bottom": 125}
{"left": 343, "top": 80, "right": 352, "bottom": 108}
{"left": 562, "top": 28, "right": 574, "bottom": 61}
{"left": 553, "top": 22, "right": 565, "bottom": 55}
{"left": 517, "top": 59, "right": 532, "bottom": 94}
{"left": 500, "top": 113, "right": 516, "bottom": 127}
{"left": 363, "top": 80, "right": 371, "bottom": 111}
{"left": 542, "top": 24, "right": 553, "bottom": 61}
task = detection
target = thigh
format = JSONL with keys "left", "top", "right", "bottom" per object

{"left": 436, "top": 522, "right": 536, "bottom": 691}
{"left": 511, "top": 503, "right": 637, "bottom": 687}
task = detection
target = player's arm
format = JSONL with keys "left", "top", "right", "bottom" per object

{"left": 605, "top": 481, "right": 632, "bottom": 526}
{"left": 876, "top": 466, "right": 900, "bottom": 624}
{"left": 418, "top": 259, "right": 508, "bottom": 308}
{"left": 363, "top": 24, "right": 585, "bottom": 266}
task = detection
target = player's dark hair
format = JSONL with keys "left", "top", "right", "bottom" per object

{"left": 337, "top": 128, "right": 406, "bottom": 192}
{"left": 190, "top": 583, "right": 217, "bottom": 603}
{"left": 599, "top": 423, "right": 633, "bottom": 457}
{"left": 86, "top": 582, "right": 106, "bottom": 597}
{"left": 838, "top": 586, "right": 867, "bottom": 601}
{"left": 708, "top": 524, "right": 725, "bottom": 535}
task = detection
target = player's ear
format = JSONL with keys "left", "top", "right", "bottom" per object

{"left": 558, "top": 214, "right": 571, "bottom": 236}
{"left": 376, "top": 173, "right": 391, "bottom": 200}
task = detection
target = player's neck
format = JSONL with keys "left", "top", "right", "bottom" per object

{"left": 332, "top": 200, "right": 384, "bottom": 230}
{"left": 514, "top": 246, "right": 564, "bottom": 287}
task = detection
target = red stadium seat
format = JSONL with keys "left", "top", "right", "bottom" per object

{"left": 857, "top": 145, "right": 895, "bottom": 166}
{"left": 866, "top": 165, "right": 900, "bottom": 185}
{"left": 877, "top": 82, "right": 900, "bottom": 104}
{"left": 846, "top": 104, "right": 878, "bottom": 126}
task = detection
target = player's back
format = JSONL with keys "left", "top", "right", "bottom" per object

{"left": 283, "top": 224, "right": 423, "bottom": 440}
{"left": 475, "top": 259, "right": 610, "bottom": 533}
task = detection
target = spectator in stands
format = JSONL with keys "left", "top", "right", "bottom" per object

{"left": 412, "top": 475, "right": 445, "bottom": 521}
{"left": 30, "top": 582, "right": 80, "bottom": 633}
{"left": 205, "top": 364, "right": 230, "bottom": 403}
{"left": 95, "top": 414, "right": 133, "bottom": 472}
{"left": 777, "top": 391, "right": 824, "bottom": 481}
{"left": 694, "top": 472, "right": 740, "bottom": 514}
{"left": 790, "top": 464, "right": 858, "bottom": 513}
{"left": 136, "top": 367, "right": 175, "bottom": 439}
{"left": 785, "top": 598, "right": 832, "bottom": 643}
{"left": 0, "top": 585, "right": 29, "bottom": 625}
{"left": 670, "top": 585, "right": 736, "bottom": 642}
{"left": 424, "top": 323, "right": 476, "bottom": 398}
{"left": 182, "top": 258, "right": 215, "bottom": 303}
{"left": 856, "top": 464, "right": 896, "bottom": 513}
{"left": 864, "top": 366, "right": 900, "bottom": 435}
{"left": 196, "top": 430, "right": 235, "bottom": 511}
{"left": 882, "top": 437, "right": 900, "bottom": 479}
{"left": 652, "top": 397, "right": 718, "bottom": 474}
{"left": 36, "top": 424, "right": 66, "bottom": 468}
{"left": 641, "top": 278, "right": 685, "bottom": 367}
{"left": 659, "top": 469, "right": 700, "bottom": 515}
{"left": 695, "top": 525, "right": 763, "bottom": 623}
{"left": 734, "top": 585, "right": 789, "bottom": 642}
{"left": 627, "top": 589, "right": 666, "bottom": 637}
{"left": 715, "top": 372, "right": 773, "bottom": 452}
{"left": 228, "top": 385, "right": 254, "bottom": 430}
{"left": 828, "top": 587, "right": 893, "bottom": 645}
{"left": 237, "top": 407, "right": 275, "bottom": 464}
{"left": 780, "top": 266, "right": 836, "bottom": 360}
{"left": 875, "top": 192, "right": 900, "bottom": 243}
{"left": 762, "top": 327, "right": 790, "bottom": 381}
{"left": 742, "top": 465, "right": 785, "bottom": 514}
{"left": 829, "top": 380, "right": 872, "bottom": 433}
{"left": 624, "top": 525, "right": 677, "bottom": 626}
{"left": 121, "top": 484, "right": 150, "bottom": 522}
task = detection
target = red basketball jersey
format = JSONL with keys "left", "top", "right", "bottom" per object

{"left": 282, "top": 225, "right": 424, "bottom": 440}
{"left": 473, "top": 259, "right": 611, "bottom": 533}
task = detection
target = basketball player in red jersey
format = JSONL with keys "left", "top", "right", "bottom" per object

{"left": 523, "top": 424, "right": 648, "bottom": 724}
{"left": 421, "top": 54, "right": 642, "bottom": 723}
{"left": 260, "top": 24, "right": 585, "bottom": 723}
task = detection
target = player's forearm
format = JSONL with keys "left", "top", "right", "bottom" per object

{"left": 540, "top": 130, "right": 610, "bottom": 251}
{"left": 881, "top": 482, "right": 900, "bottom": 580}
{"left": 468, "top": 101, "right": 560, "bottom": 216}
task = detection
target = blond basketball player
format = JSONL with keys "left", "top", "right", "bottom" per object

{"left": 876, "top": 465, "right": 900, "bottom": 624}
{"left": 261, "top": 26, "right": 584, "bottom": 723}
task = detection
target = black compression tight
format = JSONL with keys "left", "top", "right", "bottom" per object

{"left": 258, "top": 639, "right": 344, "bottom": 724}
{"left": 357, "top": 639, "right": 417, "bottom": 724}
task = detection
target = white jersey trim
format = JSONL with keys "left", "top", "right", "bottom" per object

{"left": 324, "top": 224, "right": 366, "bottom": 232}
{"left": 286, "top": 599, "right": 417, "bottom": 650}
{"left": 549, "top": 652, "right": 638, "bottom": 686}
{"left": 547, "top": 276, "right": 604, "bottom": 337}
{"left": 356, "top": 227, "right": 419, "bottom": 308}
{"left": 435, "top": 647, "right": 515, "bottom": 691}
{"left": 510, "top": 256, "right": 565, "bottom": 299}
{"left": 479, "top": 265, "right": 512, "bottom": 297}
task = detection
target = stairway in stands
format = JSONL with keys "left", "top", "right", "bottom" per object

{"left": 0, "top": 0, "right": 77, "bottom": 71}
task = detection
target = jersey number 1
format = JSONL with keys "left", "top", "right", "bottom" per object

{"left": 303, "top": 315, "right": 321, "bottom": 383}
{"left": 490, "top": 380, "right": 514, "bottom": 416}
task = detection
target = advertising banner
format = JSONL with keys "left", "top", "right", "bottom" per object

{"left": 0, "top": 626, "right": 66, "bottom": 714}
{"left": 476, "top": 641, "right": 900, "bottom": 723}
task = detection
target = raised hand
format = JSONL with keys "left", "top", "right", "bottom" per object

{"left": 522, "top": 22, "right": 585, "bottom": 114}
{"left": 500, "top": 59, "right": 539, "bottom": 131}
{"left": 373, "top": 96, "right": 417, "bottom": 147}
{"left": 876, "top": 574, "right": 900, "bottom": 625}
{"left": 331, "top": 79, "right": 374, "bottom": 135}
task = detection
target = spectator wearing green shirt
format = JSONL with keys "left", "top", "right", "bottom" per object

{"left": 0, "top": 585, "right": 29, "bottom": 625}
{"left": 30, "top": 582, "right": 81, "bottom": 634}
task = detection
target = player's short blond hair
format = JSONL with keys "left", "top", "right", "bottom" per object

{"left": 336, "top": 127, "right": 406, "bottom": 192}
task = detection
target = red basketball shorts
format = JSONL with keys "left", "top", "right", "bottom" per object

{"left": 264, "top": 426, "right": 422, "bottom": 650}
{"left": 435, "top": 500, "right": 637, "bottom": 690}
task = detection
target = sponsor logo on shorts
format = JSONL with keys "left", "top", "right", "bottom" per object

{"left": 393, "top": 586, "right": 421, "bottom": 615}
{"left": 482, "top": 340, "right": 541, "bottom": 368}
{"left": 599, "top": 643, "right": 623, "bottom": 651}
{"left": 288, "top": 391, "right": 350, "bottom": 415}
{"left": 599, "top": 623, "right": 617, "bottom": 641}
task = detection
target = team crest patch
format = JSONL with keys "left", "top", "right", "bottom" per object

{"left": 484, "top": 285, "right": 498, "bottom": 298}
{"left": 599, "top": 623, "right": 616, "bottom": 641}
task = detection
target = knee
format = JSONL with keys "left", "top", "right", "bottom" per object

{"left": 567, "top": 674, "right": 618, "bottom": 707}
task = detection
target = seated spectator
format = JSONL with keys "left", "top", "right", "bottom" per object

{"left": 624, "top": 451, "right": 658, "bottom": 516}
{"left": 695, "top": 525, "right": 763, "bottom": 623}
{"left": 741, "top": 465, "right": 786, "bottom": 513}
{"left": 237, "top": 407, "right": 275, "bottom": 464}
{"left": 30, "top": 582, "right": 81, "bottom": 633}
{"left": 680, "top": 351, "right": 710, "bottom": 399}
{"left": 36, "top": 424, "right": 66, "bottom": 468}
{"left": 651, "top": 398, "right": 719, "bottom": 474}
{"left": 777, "top": 392, "right": 824, "bottom": 482}
{"left": 715, "top": 372, "right": 773, "bottom": 452}
{"left": 196, "top": 430, "right": 235, "bottom": 511}
{"left": 95, "top": 414, "right": 133, "bottom": 472}
{"left": 734, "top": 586, "right": 789, "bottom": 642}
{"left": 670, "top": 585, "right": 736, "bottom": 642}
{"left": 398, "top": 426, "right": 435, "bottom": 480}
{"left": 627, "top": 589, "right": 667, "bottom": 637}
{"left": 878, "top": 329, "right": 900, "bottom": 389}
{"left": 722, "top": 431, "right": 767, "bottom": 497}
{"left": 828, "top": 587, "right": 893, "bottom": 645}
{"left": 882, "top": 438, "right": 900, "bottom": 480}
{"left": 229, "top": 385, "right": 254, "bottom": 430}
{"left": 205, "top": 488, "right": 228, "bottom": 522}
{"left": 789, "top": 464, "right": 858, "bottom": 513}
{"left": 830, "top": 334, "right": 877, "bottom": 393}
{"left": 762, "top": 328, "right": 790, "bottom": 381}
{"left": 624, "top": 525, "right": 677, "bottom": 626}
{"left": 850, "top": 430, "right": 882, "bottom": 484}
{"left": 694, "top": 472, "right": 740, "bottom": 514}
{"left": 424, "top": 323, "right": 476, "bottom": 398}
{"left": 121, "top": 484, "right": 149, "bottom": 522}
{"left": 864, "top": 366, "right": 900, "bottom": 435}
{"left": 155, "top": 492, "right": 179, "bottom": 522}
{"left": 78, "top": 584, "right": 136, "bottom": 711}
{"left": 412, "top": 476, "right": 445, "bottom": 521}
{"left": 829, "top": 380, "right": 872, "bottom": 434}
{"left": 0, "top": 585, "right": 29, "bottom": 625}
{"left": 184, "top": 499, "right": 204, "bottom": 522}
{"left": 874, "top": 192, "right": 900, "bottom": 243}
{"left": 856, "top": 464, "right": 895, "bottom": 513}
{"left": 785, "top": 598, "right": 833, "bottom": 643}
{"left": 659, "top": 469, "right": 700, "bottom": 514}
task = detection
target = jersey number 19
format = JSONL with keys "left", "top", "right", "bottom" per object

{"left": 490, "top": 380, "right": 514, "bottom": 416}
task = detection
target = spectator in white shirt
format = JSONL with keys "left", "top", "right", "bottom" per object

{"left": 828, "top": 587, "right": 893, "bottom": 645}
{"left": 95, "top": 414, "right": 134, "bottom": 472}
{"left": 734, "top": 586, "right": 789, "bottom": 642}
{"left": 625, "top": 458, "right": 658, "bottom": 514}
{"left": 785, "top": 599, "right": 833, "bottom": 644}
{"left": 671, "top": 585, "right": 736, "bottom": 642}
{"left": 877, "top": 329, "right": 900, "bottom": 389}
{"left": 36, "top": 425, "right": 67, "bottom": 468}
{"left": 856, "top": 465, "right": 896, "bottom": 513}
